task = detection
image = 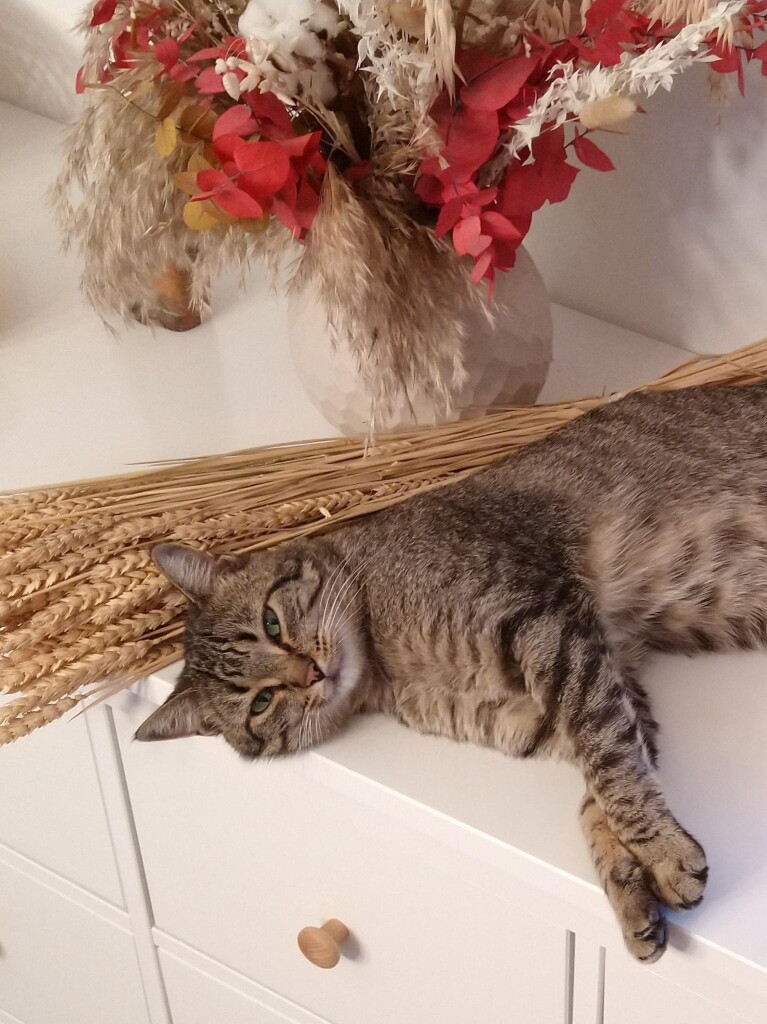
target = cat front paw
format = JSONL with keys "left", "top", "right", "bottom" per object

{"left": 607, "top": 862, "right": 668, "bottom": 963}
{"left": 645, "top": 829, "right": 708, "bottom": 911}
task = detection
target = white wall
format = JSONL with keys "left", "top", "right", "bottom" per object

{"left": 526, "top": 62, "right": 767, "bottom": 354}
{"left": 0, "top": 0, "right": 83, "bottom": 123}
{"left": 5, "top": 2, "right": 767, "bottom": 354}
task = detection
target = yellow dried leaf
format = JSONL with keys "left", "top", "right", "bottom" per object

{"left": 172, "top": 171, "right": 201, "bottom": 197}
{"left": 188, "top": 152, "right": 212, "bottom": 173}
{"left": 157, "top": 80, "right": 190, "bottom": 122}
{"left": 238, "top": 217, "right": 270, "bottom": 235}
{"left": 155, "top": 117, "right": 177, "bottom": 158}
{"left": 182, "top": 201, "right": 220, "bottom": 231}
{"left": 179, "top": 104, "right": 217, "bottom": 141}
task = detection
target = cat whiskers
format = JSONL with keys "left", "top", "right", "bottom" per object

{"left": 322, "top": 556, "right": 368, "bottom": 639}
{"left": 323, "top": 558, "right": 369, "bottom": 644}
{"left": 317, "top": 550, "right": 355, "bottom": 637}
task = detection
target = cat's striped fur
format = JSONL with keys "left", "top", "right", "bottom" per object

{"left": 137, "top": 383, "right": 767, "bottom": 962}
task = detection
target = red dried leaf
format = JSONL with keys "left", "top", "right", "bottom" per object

{"left": 196, "top": 169, "right": 228, "bottom": 192}
{"left": 453, "top": 216, "right": 492, "bottom": 257}
{"left": 503, "top": 84, "right": 537, "bottom": 124}
{"left": 153, "top": 37, "right": 179, "bottom": 71}
{"left": 470, "top": 249, "right": 494, "bottom": 284}
{"left": 280, "top": 131, "right": 325, "bottom": 173}
{"left": 212, "top": 134, "right": 243, "bottom": 166}
{"left": 540, "top": 158, "right": 579, "bottom": 203}
{"left": 195, "top": 170, "right": 265, "bottom": 219}
{"left": 573, "top": 134, "right": 615, "bottom": 171}
{"left": 480, "top": 211, "right": 523, "bottom": 242}
{"left": 212, "top": 105, "right": 257, "bottom": 141}
{"left": 457, "top": 47, "right": 508, "bottom": 81}
{"left": 213, "top": 187, "right": 265, "bottom": 219}
{"left": 233, "top": 140, "right": 291, "bottom": 198}
{"left": 532, "top": 124, "right": 566, "bottom": 163}
{"left": 188, "top": 46, "right": 229, "bottom": 62}
{"left": 415, "top": 169, "right": 447, "bottom": 205}
{"left": 90, "top": 0, "right": 118, "bottom": 27}
{"left": 435, "top": 197, "right": 466, "bottom": 237}
{"left": 442, "top": 105, "right": 499, "bottom": 180}
{"left": 241, "top": 90, "right": 294, "bottom": 140}
{"left": 272, "top": 175, "right": 320, "bottom": 238}
{"left": 461, "top": 56, "right": 539, "bottom": 111}
{"left": 293, "top": 179, "right": 321, "bottom": 229}
{"left": 584, "top": 0, "right": 625, "bottom": 34}
{"left": 709, "top": 42, "right": 745, "bottom": 94}
{"left": 168, "top": 63, "right": 196, "bottom": 83}
{"left": 195, "top": 65, "right": 225, "bottom": 94}
{"left": 498, "top": 164, "right": 549, "bottom": 216}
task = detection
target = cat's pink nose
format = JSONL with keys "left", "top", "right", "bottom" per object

{"left": 306, "top": 661, "right": 325, "bottom": 686}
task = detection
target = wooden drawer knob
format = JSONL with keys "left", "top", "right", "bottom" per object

{"left": 297, "top": 918, "right": 349, "bottom": 969}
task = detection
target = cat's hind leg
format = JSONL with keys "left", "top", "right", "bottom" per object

{"left": 580, "top": 788, "right": 666, "bottom": 962}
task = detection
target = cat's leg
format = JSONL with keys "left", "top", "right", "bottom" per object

{"left": 580, "top": 787, "right": 667, "bottom": 962}
{"left": 517, "top": 613, "right": 707, "bottom": 919}
{"left": 615, "top": 640, "right": 659, "bottom": 767}
{"left": 569, "top": 645, "right": 707, "bottom": 915}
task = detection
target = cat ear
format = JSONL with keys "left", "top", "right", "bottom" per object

{"left": 152, "top": 543, "right": 217, "bottom": 602}
{"left": 134, "top": 686, "right": 219, "bottom": 742}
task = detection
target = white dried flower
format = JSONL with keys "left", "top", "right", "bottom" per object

{"left": 237, "top": 0, "right": 345, "bottom": 105}
{"left": 505, "top": 0, "right": 747, "bottom": 159}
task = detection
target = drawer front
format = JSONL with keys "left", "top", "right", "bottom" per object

{"left": 602, "top": 939, "right": 767, "bottom": 1024}
{"left": 0, "top": 858, "right": 149, "bottom": 1024}
{"left": 116, "top": 702, "right": 570, "bottom": 1024}
{"left": 0, "top": 708, "right": 123, "bottom": 906}
{"left": 159, "top": 944, "right": 330, "bottom": 1024}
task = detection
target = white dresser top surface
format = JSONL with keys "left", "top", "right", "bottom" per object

{"left": 4, "top": 97, "right": 766, "bottom": 974}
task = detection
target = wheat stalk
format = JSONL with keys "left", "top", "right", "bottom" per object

{"left": 2, "top": 337, "right": 767, "bottom": 743}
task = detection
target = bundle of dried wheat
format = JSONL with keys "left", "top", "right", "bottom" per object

{"left": 2, "top": 338, "right": 767, "bottom": 745}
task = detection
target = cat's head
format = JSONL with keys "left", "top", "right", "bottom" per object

{"left": 135, "top": 541, "right": 366, "bottom": 758}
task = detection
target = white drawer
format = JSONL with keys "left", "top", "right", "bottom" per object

{"left": 0, "top": 709, "right": 122, "bottom": 906}
{"left": 0, "top": 854, "right": 149, "bottom": 1024}
{"left": 603, "top": 940, "right": 767, "bottom": 1024}
{"left": 116, "top": 702, "right": 571, "bottom": 1024}
{"left": 158, "top": 938, "right": 330, "bottom": 1024}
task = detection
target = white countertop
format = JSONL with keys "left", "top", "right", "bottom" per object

{"left": 4, "top": 96, "right": 767, "bottom": 976}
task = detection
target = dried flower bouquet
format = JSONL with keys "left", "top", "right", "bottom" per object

{"left": 55, "top": 0, "right": 767, "bottom": 417}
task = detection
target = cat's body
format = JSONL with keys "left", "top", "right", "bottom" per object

{"left": 138, "top": 383, "right": 767, "bottom": 963}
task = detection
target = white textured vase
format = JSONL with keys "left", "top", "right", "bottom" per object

{"left": 287, "top": 247, "right": 553, "bottom": 436}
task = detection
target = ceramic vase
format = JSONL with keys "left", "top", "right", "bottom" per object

{"left": 287, "top": 247, "right": 553, "bottom": 435}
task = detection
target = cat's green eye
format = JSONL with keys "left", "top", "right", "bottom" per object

{"left": 263, "top": 607, "right": 281, "bottom": 640}
{"left": 251, "top": 689, "right": 273, "bottom": 715}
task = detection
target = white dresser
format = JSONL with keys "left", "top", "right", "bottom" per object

{"left": 3, "top": 651, "right": 767, "bottom": 1024}
{"left": 3, "top": 97, "right": 767, "bottom": 1024}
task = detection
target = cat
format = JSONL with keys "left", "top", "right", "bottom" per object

{"left": 136, "top": 382, "right": 767, "bottom": 963}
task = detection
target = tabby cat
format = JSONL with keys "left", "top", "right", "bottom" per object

{"left": 137, "top": 383, "right": 767, "bottom": 963}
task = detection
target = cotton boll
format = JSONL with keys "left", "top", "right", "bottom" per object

{"left": 237, "top": 3, "right": 272, "bottom": 37}
{"left": 309, "top": 4, "right": 347, "bottom": 37}
{"left": 237, "top": 0, "right": 342, "bottom": 106}
{"left": 291, "top": 29, "right": 326, "bottom": 59}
